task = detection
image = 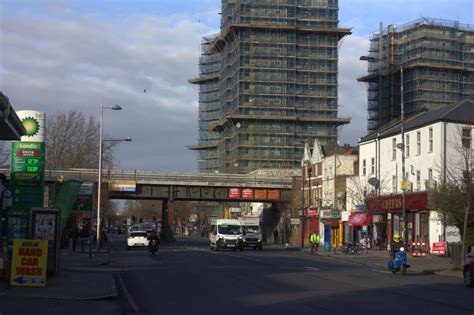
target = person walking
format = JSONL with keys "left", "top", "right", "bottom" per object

{"left": 79, "top": 224, "right": 89, "bottom": 253}
{"left": 310, "top": 231, "right": 320, "bottom": 255}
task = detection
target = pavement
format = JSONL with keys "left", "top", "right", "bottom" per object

{"left": 270, "top": 243, "right": 464, "bottom": 279}
{"left": 0, "top": 248, "right": 117, "bottom": 300}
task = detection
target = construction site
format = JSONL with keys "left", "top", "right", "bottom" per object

{"left": 358, "top": 18, "right": 474, "bottom": 133}
{"left": 189, "top": 0, "right": 351, "bottom": 174}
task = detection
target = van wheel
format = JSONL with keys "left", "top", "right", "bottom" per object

{"left": 215, "top": 244, "right": 220, "bottom": 252}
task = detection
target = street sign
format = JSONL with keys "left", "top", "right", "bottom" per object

{"left": 401, "top": 180, "right": 410, "bottom": 190}
{"left": 10, "top": 239, "right": 48, "bottom": 287}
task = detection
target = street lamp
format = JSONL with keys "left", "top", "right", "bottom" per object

{"left": 95, "top": 102, "right": 124, "bottom": 253}
{"left": 398, "top": 66, "right": 408, "bottom": 245}
{"left": 299, "top": 141, "right": 310, "bottom": 249}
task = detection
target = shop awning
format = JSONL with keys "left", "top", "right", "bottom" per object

{"left": 348, "top": 213, "right": 371, "bottom": 226}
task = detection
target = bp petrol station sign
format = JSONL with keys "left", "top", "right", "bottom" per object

{"left": 8, "top": 111, "right": 45, "bottom": 254}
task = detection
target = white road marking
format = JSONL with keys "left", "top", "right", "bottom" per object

{"left": 305, "top": 266, "right": 321, "bottom": 271}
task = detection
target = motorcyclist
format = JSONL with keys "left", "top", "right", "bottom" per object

{"left": 390, "top": 233, "right": 404, "bottom": 259}
{"left": 147, "top": 229, "right": 160, "bottom": 249}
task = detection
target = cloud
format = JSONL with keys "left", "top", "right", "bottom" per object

{"left": 0, "top": 2, "right": 216, "bottom": 172}
{"left": 338, "top": 35, "right": 370, "bottom": 145}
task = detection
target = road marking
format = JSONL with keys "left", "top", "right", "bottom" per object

{"left": 370, "top": 269, "right": 391, "bottom": 274}
{"left": 117, "top": 274, "right": 141, "bottom": 315}
{"left": 305, "top": 266, "right": 321, "bottom": 271}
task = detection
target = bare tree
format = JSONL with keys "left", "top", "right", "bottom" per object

{"left": 46, "top": 111, "right": 117, "bottom": 169}
{"left": 432, "top": 125, "right": 474, "bottom": 266}
{"left": 346, "top": 175, "right": 389, "bottom": 211}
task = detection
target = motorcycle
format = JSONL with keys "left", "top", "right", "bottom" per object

{"left": 387, "top": 247, "right": 409, "bottom": 275}
{"left": 148, "top": 239, "right": 159, "bottom": 255}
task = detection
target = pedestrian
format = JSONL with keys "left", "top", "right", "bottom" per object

{"left": 310, "top": 231, "right": 320, "bottom": 255}
{"left": 71, "top": 225, "right": 79, "bottom": 252}
{"left": 79, "top": 224, "right": 89, "bottom": 253}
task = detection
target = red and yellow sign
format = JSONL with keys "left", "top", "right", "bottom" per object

{"left": 228, "top": 188, "right": 241, "bottom": 199}
{"left": 11, "top": 239, "right": 48, "bottom": 287}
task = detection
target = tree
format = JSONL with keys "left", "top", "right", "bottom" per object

{"left": 46, "top": 111, "right": 117, "bottom": 169}
{"left": 431, "top": 125, "right": 474, "bottom": 266}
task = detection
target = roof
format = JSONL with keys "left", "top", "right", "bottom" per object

{"left": 0, "top": 92, "right": 26, "bottom": 140}
{"left": 360, "top": 99, "right": 474, "bottom": 143}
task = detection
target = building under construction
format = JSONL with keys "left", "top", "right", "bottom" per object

{"left": 359, "top": 18, "right": 474, "bottom": 133}
{"left": 189, "top": 0, "right": 351, "bottom": 174}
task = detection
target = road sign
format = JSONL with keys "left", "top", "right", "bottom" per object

{"left": 10, "top": 239, "right": 48, "bottom": 287}
{"left": 401, "top": 180, "right": 410, "bottom": 190}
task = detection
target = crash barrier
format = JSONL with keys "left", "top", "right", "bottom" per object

{"left": 411, "top": 242, "right": 430, "bottom": 257}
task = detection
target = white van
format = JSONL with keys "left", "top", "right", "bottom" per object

{"left": 209, "top": 219, "right": 244, "bottom": 251}
{"left": 239, "top": 217, "right": 263, "bottom": 250}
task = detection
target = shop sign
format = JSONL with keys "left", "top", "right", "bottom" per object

{"left": 229, "top": 207, "right": 241, "bottom": 213}
{"left": 320, "top": 209, "right": 341, "bottom": 219}
{"left": 228, "top": 188, "right": 240, "bottom": 199}
{"left": 11, "top": 239, "right": 48, "bottom": 287}
{"left": 306, "top": 207, "right": 319, "bottom": 217}
{"left": 432, "top": 242, "right": 446, "bottom": 255}
{"left": 366, "top": 192, "right": 428, "bottom": 213}
{"left": 242, "top": 188, "right": 253, "bottom": 199}
{"left": 290, "top": 218, "right": 300, "bottom": 225}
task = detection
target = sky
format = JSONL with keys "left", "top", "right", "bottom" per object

{"left": 1, "top": 0, "right": 473, "bottom": 173}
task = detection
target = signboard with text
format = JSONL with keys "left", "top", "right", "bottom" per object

{"left": 242, "top": 188, "right": 253, "bottom": 199}
{"left": 432, "top": 242, "right": 446, "bottom": 255}
{"left": 108, "top": 180, "right": 136, "bottom": 192}
{"left": 228, "top": 188, "right": 241, "bottom": 199}
{"left": 267, "top": 190, "right": 280, "bottom": 200}
{"left": 254, "top": 189, "right": 267, "bottom": 199}
{"left": 10, "top": 239, "right": 48, "bottom": 287}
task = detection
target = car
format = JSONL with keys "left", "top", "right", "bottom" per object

{"left": 464, "top": 245, "right": 474, "bottom": 287}
{"left": 127, "top": 231, "right": 149, "bottom": 250}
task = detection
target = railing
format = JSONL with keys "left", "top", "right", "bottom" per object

{"left": 0, "top": 168, "right": 294, "bottom": 188}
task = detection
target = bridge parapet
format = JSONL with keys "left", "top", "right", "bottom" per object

{"left": 0, "top": 168, "right": 296, "bottom": 189}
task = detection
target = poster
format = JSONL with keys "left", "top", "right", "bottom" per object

{"left": 11, "top": 239, "right": 48, "bottom": 287}
{"left": 34, "top": 213, "right": 56, "bottom": 241}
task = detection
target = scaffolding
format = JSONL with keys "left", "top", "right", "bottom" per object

{"left": 359, "top": 17, "right": 474, "bottom": 133}
{"left": 190, "top": 0, "right": 351, "bottom": 174}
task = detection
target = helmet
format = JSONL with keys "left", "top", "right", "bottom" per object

{"left": 393, "top": 233, "right": 400, "bottom": 242}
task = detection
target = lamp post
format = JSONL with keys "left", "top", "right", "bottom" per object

{"left": 300, "top": 141, "right": 310, "bottom": 249}
{"left": 96, "top": 102, "right": 123, "bottom": 253}
{"left": 400, "top": 67, "right": 408, "bottom": 245}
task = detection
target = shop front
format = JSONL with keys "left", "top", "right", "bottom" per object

{"left": 348, "top": 212, "right": 372, "bottom": 245}
{"left": 306, "top": 206, "right": 319, "bottom": 235}
{"left": 366, "top": 192, "right": 430, "bottom": 250}
{"left": 319, "top": 208, "right": 342, "bottom": 251}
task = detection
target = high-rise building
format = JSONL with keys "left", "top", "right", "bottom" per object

{"left": 189, "top": 0, "right": 351, "bottom": 174}
{"left": 359, "top": 18, "right": 474, "bottom": 133}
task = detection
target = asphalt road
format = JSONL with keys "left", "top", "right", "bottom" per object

{"left": 111, "top": 236, "right": 474, "bottom": 315}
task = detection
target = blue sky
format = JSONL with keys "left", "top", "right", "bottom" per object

{"left": 1, "top": 0, "right": 473, "bottom": 172}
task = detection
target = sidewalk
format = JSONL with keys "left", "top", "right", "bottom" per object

{"left": 274, "top": 244, "right": 463, "bottom": 279}
{"left": 0, "top": 250, "right": 117, "bottom": 300}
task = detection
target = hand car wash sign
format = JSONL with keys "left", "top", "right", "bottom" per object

{"left": 10, "top": 239, "right": 48, "bottom": 287}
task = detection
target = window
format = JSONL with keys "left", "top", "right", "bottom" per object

{"left": 392, "top": 175, "right": 397, "bottom": 193}
{"left": 416, "top": 170, "right": 421, "bottom": 191}
{"left": 406, "top": 134, "right": 410, "bottom": 158}
{"left": 428, "top": 128, "right": 433, "bottom": 152}
{"left": 417, "top": 131, "right": 421, "bottom": 155}
{"left": 362, "top": 159, "right": 366, "bottom": 176}
{"left": 392, "top": 138, "right": 397, "bottom": 160}
{"left": 371, "top": 157, "right": 375, "bottom": 174}
{"left": 462, "top": 127, "right": 471, "bottom": 149}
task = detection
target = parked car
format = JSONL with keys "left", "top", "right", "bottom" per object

{"left": 464, "top": 245, "right": 474, "bottom": 287}
{"left": 127, "top": 231, "right": 149, "bottom": 250}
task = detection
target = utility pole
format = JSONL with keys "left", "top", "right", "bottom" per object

{"left": 400, "top": 67, "right": 408, "bottom": 245}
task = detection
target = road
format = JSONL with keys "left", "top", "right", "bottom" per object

{"left": 109, "top": 236, "right": 474, "bottom": 315}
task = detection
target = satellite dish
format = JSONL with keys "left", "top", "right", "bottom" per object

{"left": 396, "top": 143, "right": 404, "bottom": 150}
{"left": 368, "top": 177, "right": 380, "bottom": 188}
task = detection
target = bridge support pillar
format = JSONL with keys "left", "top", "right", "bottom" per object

{"left": 161, "top": 199, "right": 174, "bottom": 242}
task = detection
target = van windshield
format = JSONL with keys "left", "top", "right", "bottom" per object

{"left": 218, "top": 224, "right": 241, "bottom": 235}
{"left": 243, "top": 225, "right": 260, "bottom": 234}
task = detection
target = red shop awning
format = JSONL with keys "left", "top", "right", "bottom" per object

{"left": 348, "top": 213, "right": 371, "bottom": 226}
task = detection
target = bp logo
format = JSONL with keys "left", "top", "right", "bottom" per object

{"left": 22, "top": 117, "right": 40, "bottom": 137}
